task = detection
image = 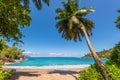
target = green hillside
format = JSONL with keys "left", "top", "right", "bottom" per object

{"left": 83, "top": 49, "right": 112, "bottom": 58}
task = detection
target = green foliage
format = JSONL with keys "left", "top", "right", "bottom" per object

{"left": 0, "top": 60, "right": 4, "bottom": 68}
{"left": 77, "top": 64, "right": 120, "bottom": 80}
{"left": 108, "top": 42, "right": 120, "bottom": 67}
{"left": 0, "top": 40, "right": 8, "bottom": 51}
{"left": 105, "top": 64, "right": 120, "bottom": 79}
{"left": 1, "top": 46, "right": 22, "bottom": 59}
{"left": 0, "top": 40, "right": 23, "bottom": 60}
{"left": 0, "top": 69, "right": 11, "bottom": 80}
{"left": 115, "top": 9, "right": 120, "bottom": 29}
{"left": 83, "top": 49, "right": 112, "bottom": 58}
{"left": 77, "top": 42, "right": 120, "bottom": 80}
{"left": 0, "top": 0, "right": 31, "bottom": 43}
{"left": 55, "top": 0, "right": 94, "bottom": 42}
{"left": 76, "top": 64, "right": 103, "bottom": 80}
{"left": 21, "top": 0, "right": 49, "bottom": 10}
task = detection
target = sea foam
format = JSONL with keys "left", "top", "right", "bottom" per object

{"left": 3, "top": 64, "right": 90, "bottom": 70}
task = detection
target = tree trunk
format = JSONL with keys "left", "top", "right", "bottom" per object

{"left": 81, "top": 26, "right": 112, "bottom": 80}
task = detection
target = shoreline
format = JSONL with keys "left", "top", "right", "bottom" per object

{"left": 2, "top": 64, "right": 90, "bottom": 70}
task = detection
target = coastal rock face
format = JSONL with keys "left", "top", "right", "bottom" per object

{"left": 0, "top": 57, "right": 15, "bottom": 63}
{"left": 0, "top": 56, "right": 25, "bottom": 64}
{"left": 19, "top": 57, "right": 25, "bottom": 60}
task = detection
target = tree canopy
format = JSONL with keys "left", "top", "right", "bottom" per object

{"left": 0, "top": 0, "right": 31, "bottom": 43}
{"left": 109, "top": 42, "right": 120, "bottom": 67}
{"left": 21, "top": 0, "right": 50, "bottom": 10}
{"left": 0, "top": 40, "right": 23, "bottom": 61}
{"left": 115, "top": 10, "right": 120, "bottom": 29}
{"left": 55, "top": 0, "right": 94, "bottom": 42}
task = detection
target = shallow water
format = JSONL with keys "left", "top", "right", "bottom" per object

{"left": 6, "top": 57, "right": 107, "bottom": 67}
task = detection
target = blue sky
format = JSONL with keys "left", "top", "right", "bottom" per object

{"left": 19, "top": 0, "right": 120, "bottom": 57}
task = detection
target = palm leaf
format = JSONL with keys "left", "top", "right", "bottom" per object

{"left": 21, "top": 0, "right": 49, "bottom": 10}
{"left": 55, "top": 0, "right": 94, "bottom": 42}
{"left": 115, "top": 13, "right": 120, "bottom": 29}
{"left": 42, "top": 0, "right": 49, "bottom": 6}
{"left": 32, "top": 0, "right": 42, "bottom": 10}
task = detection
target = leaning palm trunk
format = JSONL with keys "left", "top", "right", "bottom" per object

{"left": 81, "top": 26, "right": 112, "bottom": 80}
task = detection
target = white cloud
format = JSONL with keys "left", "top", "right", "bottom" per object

{"left": 22, "top": 51, "right": 32, "bottom": 54}
{"left": 48, "top": 52, "right": 64, "bottom": 57}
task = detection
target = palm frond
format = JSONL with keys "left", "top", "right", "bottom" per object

{"left": 55, "top": 0, "right": 94, "bottom": 42}
{"left": 32, "top": 0, "right": 42, "bottom": 10}
{"left": 115, "top": 10, "right": 120, "bottom": 29}
{"left": 55, "top": 8, "right": 69, "bottom": 20}
{"left": 75, "top": 7, "right": 95, "bottom": 16}
{"left": 118, "top": 9, "right": 120, "bottom": 13}
{"left": 79, "top": 17, "right": 94, "bottom": 36}
{"left": 21, "top": 0, "right": 29, "bottom": 8}
{"left": 42, "top": 0, "right": 49, "bottom": 6}
{"left": 115, "top": 16, "right": 120, "bottom": 29}
{"left": 21, "top": 0, "right": 49, "bottom": 10}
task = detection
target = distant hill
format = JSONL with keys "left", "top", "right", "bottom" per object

{"left": 83, "top": 49, "right": 112, "bottom": 58}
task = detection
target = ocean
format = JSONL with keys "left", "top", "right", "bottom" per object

{"left": 6, "top": 57, "right": 107, "bottom": 67}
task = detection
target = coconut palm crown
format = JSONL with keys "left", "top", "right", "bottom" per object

{"left": 55, "top": 0, "right": 112, "bottom": 79}
{"left": 55, "top": 0, "right": 94, "bottom": 42}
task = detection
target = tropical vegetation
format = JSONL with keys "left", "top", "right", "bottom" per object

{"left": 0, "top": 40, "right": 23, "bottom": 80}
{"left": 115, "top": 9, "right": 120, "bottom": 29}
{"left": 77, "top": 42, "right": 120, "bottom": 80}
{"left": 0, "top": 60, "right": 12, "bottom": 80}
{"left": 21, "top": 0, "right": 49, "bottom": 10}
{"left": 0, "top": 0, "right": 31, "bottom": 43}
{"left": 0, "top": 0, "right": 120, "bottom": 80}
{"left": 0, "top": 69, "right": 11, "bottom": 80}
{"left": 55, "top": 0, "right": 112, "bottom": 79}
{"left": 83, "top": 49, "right": 112, "bottom": 58}
{"left": 0, "top": 40, "right": 24, "bottom": 62}
{"left": 107, "top": 42, "right": 120, "bottom": 67}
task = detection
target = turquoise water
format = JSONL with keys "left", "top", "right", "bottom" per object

{"left": 6, "top": 57, "right": 107, "bottom": 66}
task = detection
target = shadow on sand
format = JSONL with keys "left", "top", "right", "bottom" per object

{"left": 6, "top": 69, "right": 79, "bottom": 80}
{"left": 7, "top": 71, "right": 41, "bottom": 80}
{"left": 48, "top": 70, "right": 78, "bottom": 79}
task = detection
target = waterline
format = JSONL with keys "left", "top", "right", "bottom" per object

{"left": 3, "top": 64, "right": 90, "bottom": 70}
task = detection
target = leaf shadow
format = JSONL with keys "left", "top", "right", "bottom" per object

{"left": 7, "top": 70, "right": 41, "bottom": 80}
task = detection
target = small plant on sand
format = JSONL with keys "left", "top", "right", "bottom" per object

{"left": 0, "top": 60, "right": 3, "bottom": 68}
{"left": 0, "top": 69, "right": 12, "bottom": 80}
{"left": 77, "top": 42, "right": 120, "bottom": 80}
{"left": 76, "top": 64, "right": 120, "bottom": 80}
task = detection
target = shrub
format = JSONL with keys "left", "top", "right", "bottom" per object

{"left": 105, "top": 64, "right": 120, "bottom": 79}
{"left": 108, "top": 42, "right": 120, "bottom": 67}
{"left": 0, "top": 60, "right": 4, "bottom": 68}
{"left": 0, "top": 69, "right": 11, "bottom": 80}
{"left": 76, "top": 64, "right": 103, "bottom": 80}
{"left": 76, "top": 64, "right": 120, "bottom": 80}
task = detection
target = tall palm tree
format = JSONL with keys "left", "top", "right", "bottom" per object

{"left": 55, "top": 0, "right": 112, "bottom": 79}
{"left": 115, "top": 9, "right": 120, "bottom": 29}
{"left": 21, "top": 0, "right": 49, "bottom": 10}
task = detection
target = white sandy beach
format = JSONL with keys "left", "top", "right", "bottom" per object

{"left": 3, "top": 65, "right": 89, "bottom": 80}
{"left": 7, "top": 68, "right": 86, "bottom": 80}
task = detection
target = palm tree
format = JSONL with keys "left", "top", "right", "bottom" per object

{"left": 55, "top": 0, "right": 112, "bottom": 79}
{"left": 115, "top": 9, "right": 120, "bottom": 29}
{"left": 21, "top": 0, "right": 49, "bottom": 10}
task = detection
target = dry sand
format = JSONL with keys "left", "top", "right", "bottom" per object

{"left": 7, "top": 68, "right": 86, "bottom": 80}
